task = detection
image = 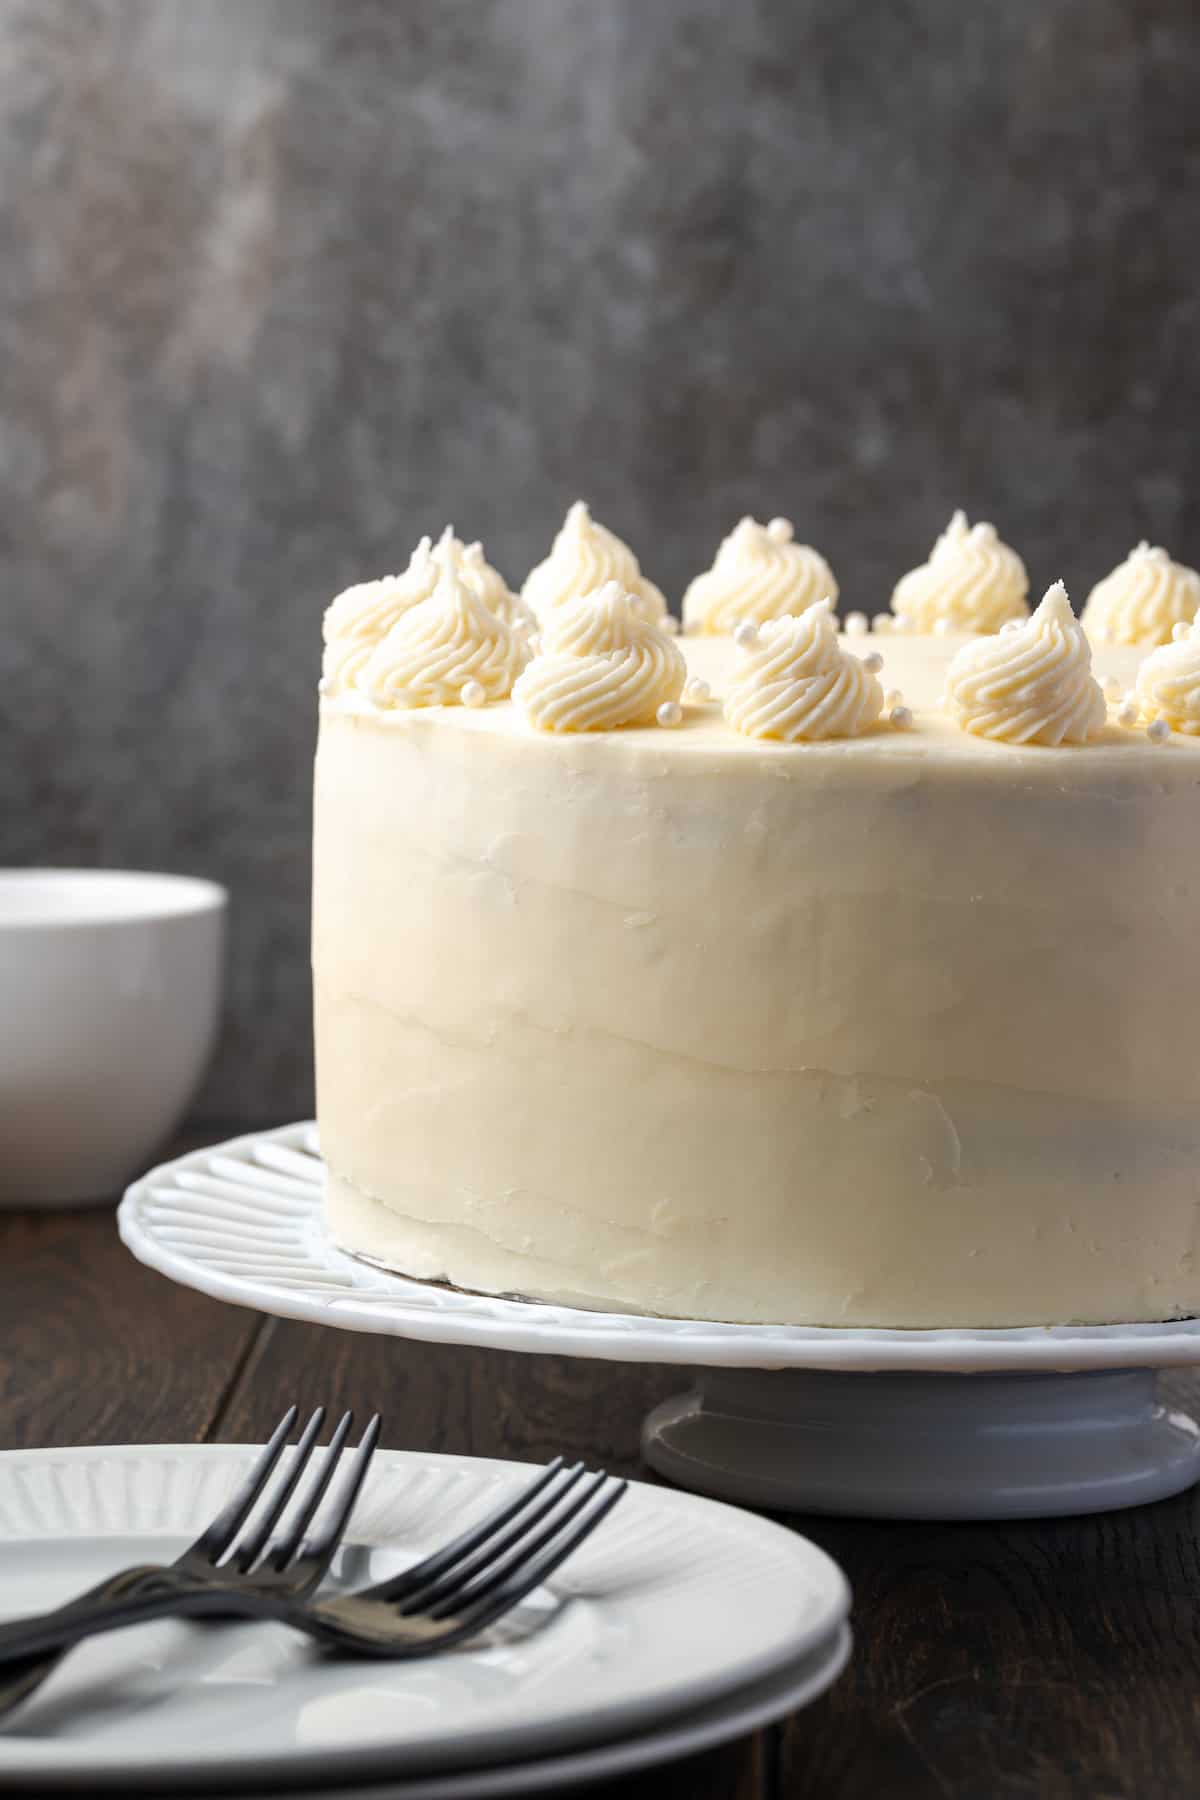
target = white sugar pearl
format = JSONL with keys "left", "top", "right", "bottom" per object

{"left": 1117, "top": 702, "right": 1140, "bottom": 727}
{"left": 890, "top": 705, "right": 913, "bottom": 729}
{"left": 627, "top": 593, "right": 645, "bottom": 614}
{"left": 461, "top": 680, "right": 486, "bottom": 709}
{"left": 885, "top": 688, "right": 904, "bottom": 709}
{"left": 318, "top": 675, "right": 332, "bottom": 695}
{"left": 872, "top": 613, "right": 894, "bottom": 635}
{"left": 1102, "top": 675, "right": 1122, "bottom": 701}
{"left": 933, "top": 618, "right": 952, "bottom": 637}
{"left": 892, "top": 614, "right": 912, "bottom": 634}
{"left": 863, "top": 651, "right": 884, "bottom": 673}
{"left": 1173, "top": 620, "right": 1192, "bottom": 641}
{"left": 843, "top": 611, "right": 869, "bottom": 637}
{"left": 662, "top": 613, "right": 680, "bottom": 635}
{"left": 734, "top": 621, "right": 760, "bottom": 649}
{"left": 766, "top": 517, "right": 793, "bottom": 541}
{"left": 684, "top": 677, "right": 711, "bottom": 703}
{"left": 657, "top": 699, "right": 684, "bottom": 729}
{"left": 1147, "top": 718, "right": 1170, "bottom": 743}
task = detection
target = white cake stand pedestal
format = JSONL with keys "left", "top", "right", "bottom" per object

{"left": 118, "top": 1124, "right": 1200, "bottom": 1521}
{"left": 642, "top": 1367, "right": 1200, "bottom": 1518}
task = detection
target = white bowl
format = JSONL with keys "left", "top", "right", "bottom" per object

{"left": 0, "top": 870, "right": 226, "bottom": 1207}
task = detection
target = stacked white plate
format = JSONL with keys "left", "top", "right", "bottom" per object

{"left": 0, "top": 1445, "right": 851, "bottom": 1795}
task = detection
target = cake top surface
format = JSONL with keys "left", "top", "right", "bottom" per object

{"left": 323, "top": 628, "right": 1199, "bottom": 776}
{"left": 320, "top": 506, "right": 1200, "bottom": 763}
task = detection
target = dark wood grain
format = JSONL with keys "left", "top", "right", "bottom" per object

{"left": 0, "top": 1207, "right": 257, "bottom": 1451}
{"left": 216, "top": 1316, "right": 683, "bottom": 1472}
{"left": 6, "top": 1127, "right": 1200, "bottom": 1798}
{"left": 779, "top": 1491, "right": 1200, "bottom": 1800}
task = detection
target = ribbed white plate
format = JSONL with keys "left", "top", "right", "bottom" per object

{"left": 0, "top": 1445, "right": 850, "bottom": 1790}
{"left": 119, "top": 1124, "right": 1200, "bottom": 1372}
{"left": 273, "top": 1626, "right": 853, "bottom": 1799}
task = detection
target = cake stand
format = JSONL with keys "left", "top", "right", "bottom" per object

{"left": 118, "top": 1124, "right": 1200, "bottom": 1520}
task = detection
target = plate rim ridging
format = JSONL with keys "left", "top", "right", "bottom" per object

{"left": 118, "top": 1123, "right": 1200, "bottom": 1373}
{"left": 0, "top": 1442, "right": 851, "bottom": 1789}
{"left": 283, "top": 1624, "right": 854, "bottom": 1800}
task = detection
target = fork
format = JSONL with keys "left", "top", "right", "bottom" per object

{"left": 0, "top": 1403, "right": 380, "bottom": 1715}
{"left": 0, "top": 1458, "right": 626, "bottom": 1685}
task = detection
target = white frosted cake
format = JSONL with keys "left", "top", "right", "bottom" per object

{"left": 313, "top": 507, "right": 1200, "bottom": 1327}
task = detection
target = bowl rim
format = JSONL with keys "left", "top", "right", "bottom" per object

{"left": 0, "top": 868, "right": 227, "bottom": 931}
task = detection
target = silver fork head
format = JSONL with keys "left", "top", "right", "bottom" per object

{"left": 283, "top": 1413, "right": 382, "bottom": 1589}
{"left": 177, "top": 1408, "right": 382, "bottom": 1598}
{"left": 423, "top": 1472, "right": 627, "bottom": 1650}
{"left": 309, "top": 1468, "right": 627, "bottom": 1656}
{"left": 182, "top": 1404, "right": 302, "bottom": 1570}
{"left": 392, "top": 1462, "right": 591, "bottom": 1616}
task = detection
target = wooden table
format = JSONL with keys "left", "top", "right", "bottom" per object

{"left": 3, "top": 1127, "right": 1200, "bottom": 1799}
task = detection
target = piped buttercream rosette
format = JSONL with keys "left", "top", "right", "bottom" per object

{"left": 943, "top": 581, "right": 1106, "bottom": 746}
{"left": 891, "top": 510, "right": 1028, "bottom": 634}
{"left": 432, "top": 526, "right": 537, "bottom": 638}
{"left": 521, "top": 501, "right": 668, "bottom": 624}
{"left": 362, "top": 563, "right": 531, "bottom": 709}
{"left": 682, "top": 516, "right": 838, "bottom": 635}
{"left": 1134, "top": 619, "right": 1200, "bottom": 732}
{"left": 512, "top": 580, "right": 686, "bottom": 732}
{"left": 321, "top": 537, "right": 439, "bottom": 695}
{"left": 1081, "top": 541, "right": 1200, "bottom": 647}
{"left": 722, "top": 601, "right": 885, "bottom": 742}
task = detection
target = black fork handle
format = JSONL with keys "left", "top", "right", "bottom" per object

{"left": 0, "top": 1577, "right": 289, "bottom": 1672}
{"left": 2, "top": 1560, "right": 178, "bottom": 1638}
{"left": 0, "top": 1562, "right": 205, "bottom": 1718}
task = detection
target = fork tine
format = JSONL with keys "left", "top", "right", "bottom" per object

{"left": 289, "top": 1412, "right": 382, "bottom": 1578}
{"left": 438, "top": 1479, "right": 627, "bottom": 1646}
{"left": 266, "top": 1409, "right": 354, "bottom": 1571}
{"left": 191, "top": 1405, "right": 299, "bottom": 1562}
{"left": 395, "top": 1464, "right": 588, "bottom": 1613}
{"left": 374, "top": 1456, "right": 566, "bottom": 1601}
{"left": 226, "top": 1407, "right": 326, "bottom": 1573}
{"left": 423, "top": 1469, "right": 611, "bottom": 1619}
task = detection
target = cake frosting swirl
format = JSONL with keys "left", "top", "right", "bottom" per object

{"left": 512, "top": 580, "right": 685, "bottom": 731}
{"left": 944, "top": 581, "right": 1106, "bottom": 745}
{"left": 362, "top": 563, "right": 530, "bottom": 708}
{"left": 723, "top": 600, "right": 885, "bottom": 741}
{"left": 1080, "top": 541, "right": 1200, "bottom": 647}
{"left": 433, "top": 527, "right": 537, "bottom": 638}
{"left": 322, "top": 537, "right": 439, "bottom": 694}
{"left": 681, "top": 516, "right": 838, "bottom": 635}
{"left": 891, "top": 510, "right": 1029, "bottom": 634}
{"left": 1135, "top": 620, "right": 1200, "bottom": 732}
{"left": 521, "top": 501, "right": 667, "bottom": 623}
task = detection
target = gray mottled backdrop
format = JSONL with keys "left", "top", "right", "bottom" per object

{"left": 3, "top": 0, "right": 1198, "bottom": 1122}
